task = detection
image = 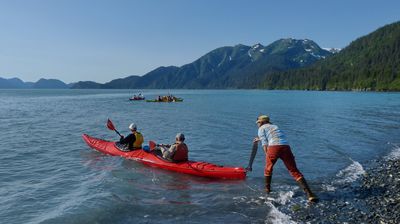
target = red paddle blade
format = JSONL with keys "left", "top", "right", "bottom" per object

{"left": 106, "top": 119, "right": 116, "bottom": 131}
{"left": 149, "top": 141, "right": 156, "bottom": 150}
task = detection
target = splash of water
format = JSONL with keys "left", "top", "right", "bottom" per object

{"left": 384, "top": 143, "right": 400, "bottom": 160}
{"left": 334, "top": 159, "right": 365, "bottom": 184}
{"left": 265, "top": 201, "right": 297, "bottom": 224}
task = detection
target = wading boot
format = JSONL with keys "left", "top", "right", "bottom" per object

{"left": 296, "top": 177, "right": 318, "bottom": 202}
{"left": 265, "top": 176, "right": 272, "bottom": 193}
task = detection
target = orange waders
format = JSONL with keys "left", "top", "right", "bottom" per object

{"left": 264, "top": 145, "right": 303, "bottom": 181}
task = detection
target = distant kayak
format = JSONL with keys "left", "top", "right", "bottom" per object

{"left": 82, "top": 134, "right": 246, "bottom": 179}
{"left": 129, "top": 97, "right": 145, "bottom": 101}
{"left": 146, "top": 98, "right": 183, "bottom": 102}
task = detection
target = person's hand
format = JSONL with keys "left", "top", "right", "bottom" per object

{"left": 253, "top": 137, "right": 260, "bottom": 143}
{"left": 245, "top": 166, "right": 252, "bottom": 172}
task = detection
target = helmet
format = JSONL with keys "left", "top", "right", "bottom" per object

{"left": 129, "top": 123, "right": 137, "bottom": 130}
{"left": 175, "top": 133, "right": 185, "bottom": 141}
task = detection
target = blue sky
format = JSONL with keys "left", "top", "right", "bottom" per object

{"left": 0, "top": 0, "right": 399, "bottom": 83}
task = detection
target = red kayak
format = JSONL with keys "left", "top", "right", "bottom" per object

{"left": 129, "top": 97, "right": 145, "bottom": 101}
{"left": 82, "top": 134, "right": 246, "bottom": 179}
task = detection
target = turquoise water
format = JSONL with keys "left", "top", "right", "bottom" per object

{"left": 0, "top": 89, "right": 399, "bottom": 223}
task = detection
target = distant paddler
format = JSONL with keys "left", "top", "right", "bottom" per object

{"left": 147, "top": 95, "right": 183, "bottom": 102}
{"left": 129, "top": 92, "right": 145, "bottom": 101}
{"left": 248, "top": 115, "right": 318, "bottom": 202}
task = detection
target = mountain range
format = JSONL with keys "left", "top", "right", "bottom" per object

{"left": 71, "top": 39, "right": 334, "bottom": 89}
{"left": 2, "top": 21, "right": 399, "bottom": 91}
{"left": 0, "top": 78, "right": 70, "bottom": 89}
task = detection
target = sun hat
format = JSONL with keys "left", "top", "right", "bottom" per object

{"left": 256, "top": 115, "right": 270, "bottom": 124}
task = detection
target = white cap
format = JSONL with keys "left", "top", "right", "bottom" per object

{"left": 129, "top": 123, "right": 137, "bottom": 130}
{"left": 175, "top": 133, "right": 185, "bottom": 141}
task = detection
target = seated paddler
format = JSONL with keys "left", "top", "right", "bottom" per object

{"left": 156, "top": 133, "right": 189, "bottom": 162}
{"left": 117, "top": 123, "right": 143, "bottom": 151}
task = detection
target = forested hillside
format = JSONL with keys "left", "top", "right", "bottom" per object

{"left": 260, "top": 21, "right": 400, "bottom": 91}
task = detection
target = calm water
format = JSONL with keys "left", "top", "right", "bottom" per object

{"left": 0, "top": 89, "right": 399, "bottom": 224}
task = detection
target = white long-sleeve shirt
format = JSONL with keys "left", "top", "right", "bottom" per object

{"left": 258, "top": 123, "right": 289, "bottom": 147}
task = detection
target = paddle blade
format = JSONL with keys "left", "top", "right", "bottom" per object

{"left": 246, "top": 141, "right": 258, "bottom": 172}
{"left": 106, "top": 119, "right": 116, "bottom": 131}
{"left": 149, "top": 141, "right": 156, "bottom": 151}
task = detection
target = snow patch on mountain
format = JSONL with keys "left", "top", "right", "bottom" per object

{"left": 252, "top": 43, "right": 262, "bottom": 49}
{"left": 311, "top": 52, "right": 322, "bottom": 58}
{"left": 323, "top": 47, "right": 342, "bottom": 53}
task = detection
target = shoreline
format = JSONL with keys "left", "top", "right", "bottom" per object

{"left": 1, "top": 88, "right": 400, "bottom": 93}
{"left": 289, "top": 156, "right": 400, "bottom": 223}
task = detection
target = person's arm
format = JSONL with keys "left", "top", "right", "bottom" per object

{"left": 163, "top": 144, "right": 176, "bottom": 159}
{"left": 119, "top": 134, "right": 135, "bottom": 144}
{"left": 158, "top": 144, "right": 171, "bottom": 147}
{"left": 258, "top": 127, "right": 269, "bottom": 153}
{"left": 263, "top": 145, "right": 268, "bottom": 154}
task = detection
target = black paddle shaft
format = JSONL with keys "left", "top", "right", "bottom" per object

{"left": 246, "top": 142, "right": 258, "bottom": 171}
{"left": 114, "top": 129, "right": 122, "bottom": 137}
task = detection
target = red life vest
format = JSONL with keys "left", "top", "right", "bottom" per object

{"left": 172, "top": 143, "right": 188, "bottom": 162}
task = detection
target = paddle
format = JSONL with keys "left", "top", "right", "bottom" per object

{"left": 148, "top": 141, "right": 169, "bottom": 150}
{"left": 106, "top": 118, "right": 122, "bottom": 138}
{"left": 149, "top": 140, "right": 157, "bottom": 150}
{"left": 246, "top": 141, "right": 258, "bottom": 172}
{"left": 148, "top": 141, "right": 171, "bottom": 154}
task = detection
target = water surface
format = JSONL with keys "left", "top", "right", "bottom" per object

{"left": 0, "top": 89, "right": 399, "bottom": 223}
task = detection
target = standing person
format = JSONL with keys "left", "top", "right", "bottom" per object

{"left": 254, "top": 115, "right": 318, "bottom": 202}
{"left": 158, "top": 133, "right": 189, "bottom": 162}
{"left": 118, "top": 123, "right": 139, "bottom": 151}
